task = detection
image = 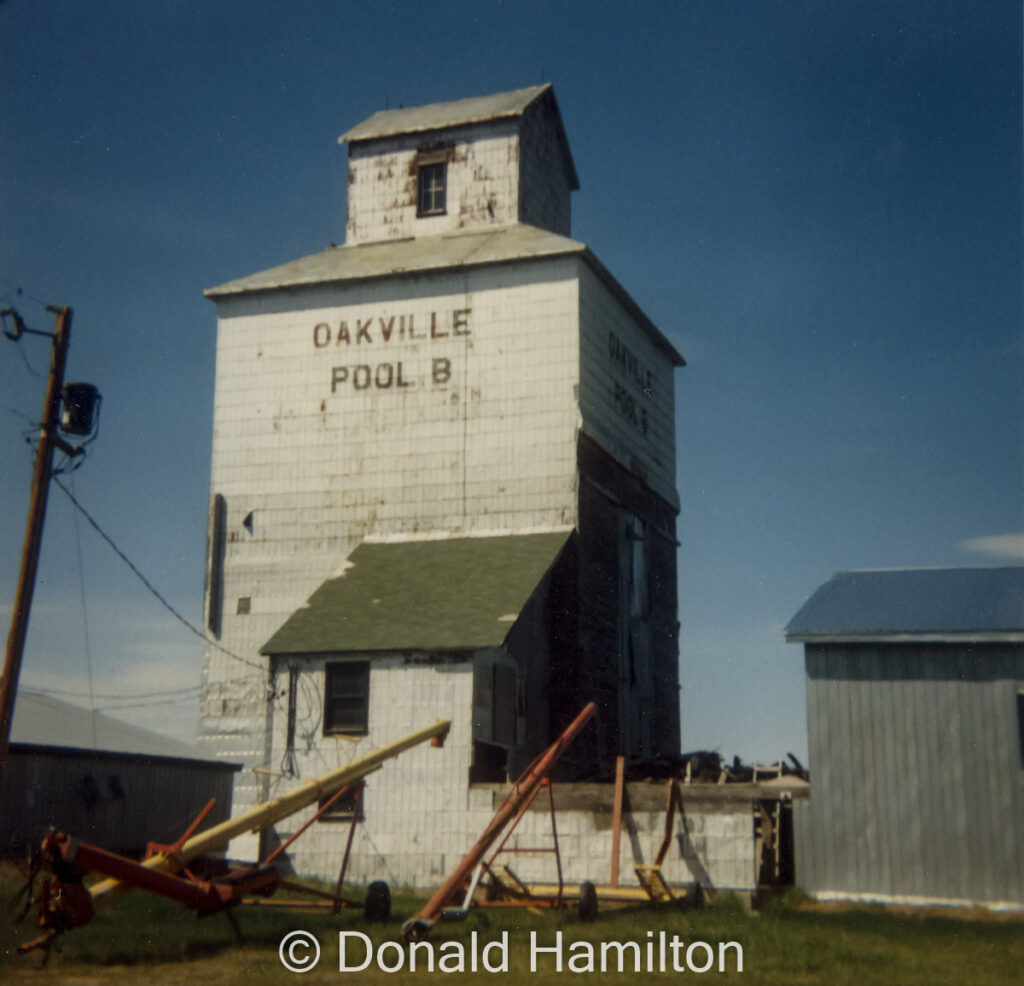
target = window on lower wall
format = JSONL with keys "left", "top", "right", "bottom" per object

{"left": 317, "top": 784, "right": 364, "bottom": 822}
{"left": 324, "top": 661, "right": 370, "bottom": 735}
{"left": 470, "top": 740, "right": 508, "bottom": 784}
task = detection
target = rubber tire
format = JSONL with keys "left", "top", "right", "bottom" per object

{"left": 577, "top": 880, "right": 598, "bottom": 921}
{"left": 364, "top": 880, "right": 391, "bottom": 922}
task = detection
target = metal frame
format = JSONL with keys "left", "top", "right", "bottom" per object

{"left": 441, "top": 754, "right": 703, "bottom": 924}
{"left": 18, "top": 719, "right": 450, "bottom": 956}
{"left": 402, "top": 702, "right": 596, "bottom": 940}
{"left": 470, "top": 776, "right": 565, "bottom": 911}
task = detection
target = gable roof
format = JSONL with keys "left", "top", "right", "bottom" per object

{"left": 262, "top": 531, "right": 572, "bottom": 656}
{"left": 340, "top": 84, "right": 550, "bottom": 142}
{"left": 339, "top": 84, "right": 579, "bottom": 190}
{"left": 10, "top": 690, "right": 235, "bottom": 766}
{"left": 785, "top": 567, "right": 1024, "bottom": 643}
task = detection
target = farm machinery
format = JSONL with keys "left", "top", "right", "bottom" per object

{"left": 402, "top": 702, "right": 704, "bottom": 940}
{"left": 15, "top": 717, "right": 450, "bottom": 956}
{"left": 403, "top": 701, "right": 599, "bottom": 940}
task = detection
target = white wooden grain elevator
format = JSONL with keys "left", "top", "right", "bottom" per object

{"left": 201, "top": 85, "right": 686, "bottom": 880}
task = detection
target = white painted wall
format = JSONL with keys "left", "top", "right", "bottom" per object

{"left": 325, "top": 800, "right": 754, "bottom": 897}
{"left": 266, "top": 656, "right": 477, "bottom": 885}
{"left": 345, "top": 105, "right": 573, "bottom": 246}
{"left": 203, "top": 84, "right": 682, "bottom": 882}
{"left": 518, "top": 97, "right": 573, "bottom": 236}
{"left": 346, "top": 121, "right": 521, "bottom": 244}
{"left": 578, "top": 263, "right": 678, "bottom": 509}
{"left": 201, "top": 259, "right": 582, "bottom": 820}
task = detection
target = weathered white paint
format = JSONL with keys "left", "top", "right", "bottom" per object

{"left": 201, "top": 263, "right": 584, "bottom": 823}
{"left": 345, "top": 93, "right": 573, "bottom": 245}
{"left": 264, "top": 658, "right": 477, "bottom": 884}
{"left": 201, "top": 88, "right": 683, "bottom": 867}
{"left": 578, "top": 262, "right": 678, "bottom": 508}
{"left": 259, "top": 658, "right": 752, "bottom": 893}
{"left": 289, "top": 798, "right": 755, "bottom": 896}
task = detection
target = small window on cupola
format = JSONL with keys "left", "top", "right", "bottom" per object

{"left": 416, "top": 148, "right": 448, "bottom": 217}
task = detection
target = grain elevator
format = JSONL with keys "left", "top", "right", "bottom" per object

{"left": 201, "top": 85, "right": 684, "bottom": 878}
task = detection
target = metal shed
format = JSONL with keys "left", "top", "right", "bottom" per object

{"left": 1, "top": 691, "right": 239, "bottom": 857}
{"left": 786, "top": 567, "right": 1024, "bottom": 910}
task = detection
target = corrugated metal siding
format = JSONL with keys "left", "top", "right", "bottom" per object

{"left": 796, "top": 642, "right": 1024, "bottom": 907}
{"left": 1, "top": 748, "right": 236, "bottom": 857}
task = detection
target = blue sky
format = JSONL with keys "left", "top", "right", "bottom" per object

{"left": 1, "top": 1, "right": 1021, "bottom": 762}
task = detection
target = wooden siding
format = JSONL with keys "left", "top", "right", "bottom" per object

{"left": 1, "top": 747, "right": 236, "bottom": 857}
{"left": 797, "top": 642, "right": 1024, "bottom": 907}
{"left": 202, "top": 259, "right": 582, "bottom": 820}
{"left": 575, "top": 433, "right": 680, "bottom": 771}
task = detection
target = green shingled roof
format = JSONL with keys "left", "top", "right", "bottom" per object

{"left": 261, "top": 531, "right": 572, "bottom": 656}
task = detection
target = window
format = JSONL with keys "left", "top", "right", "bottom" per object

{"left": 324, "top": 661, "right": 370, "bottom": 735}
{"left": 628, "top": 516, "right": 648, "bottom": 618}
{"left": 317, "top": 784, "right": 364, "bottom": 822}
{"left": 620, "top": 513, "right": 648, "bottom": 619}
{"left": 472, "top": 661, "right": 518, "bottom": 748}
{"left": 416, "top": 152, "right": 447, "bottom": 216}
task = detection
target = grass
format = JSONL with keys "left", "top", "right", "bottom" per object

{"left": 2, "top": 872, "right": 1022, "bottom": 984}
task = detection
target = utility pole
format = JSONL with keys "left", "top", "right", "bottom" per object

{"left": 0, "top": 306, "right": 73, "bottom": 780}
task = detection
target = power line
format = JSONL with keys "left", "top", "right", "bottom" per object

{"left": 0, "top": 279, "right": 54, "bottom": 311}
{"left": 95, "top": 694, "right": 201, "bottom": 712}
{"left": 52, "top": 476, "right": 264, "bottom": 672}
{"left": 0, "top": 297, "right": 49, "bottom": 378}
{"left": 0, "top": 402, "right": 39, "bottom": 427}
{"left": 4, "top": 340, "right": 45, "bottom": 380}
{"left": 69, "top": 472, "right": 98, "bottom": 747}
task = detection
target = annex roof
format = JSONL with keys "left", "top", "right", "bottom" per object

{"left": 205, "top": 224, "right": 685, "bottom": 367}
{"left": 785, "top": 567, "right": 1024, "bottom": 643}
{"left": 10, "top": 690, "right": 236, "bottom": 766}
{"left": 262, "top": 531, "right": 572, "bottom": 656}
{"left": 339, "top": 84, "right": 579, "bottom": 189}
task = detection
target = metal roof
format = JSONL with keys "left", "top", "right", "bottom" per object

{"left": 10, "top": 690, "right": 235, "bottom": 765}
{"left": 785, "top": 567, "right": 1024, "bottom": 643}
{"left": 262, "top": 531, "right": 572, "bottom": 656}
{"left": 340, "top": 84, "right": 551, "bottom": 143}
{"left": 205, "top": 224, "right": 685, "bottom": 367}
{"left": 205, "top": 223, "right": 585, "bottom": 298}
